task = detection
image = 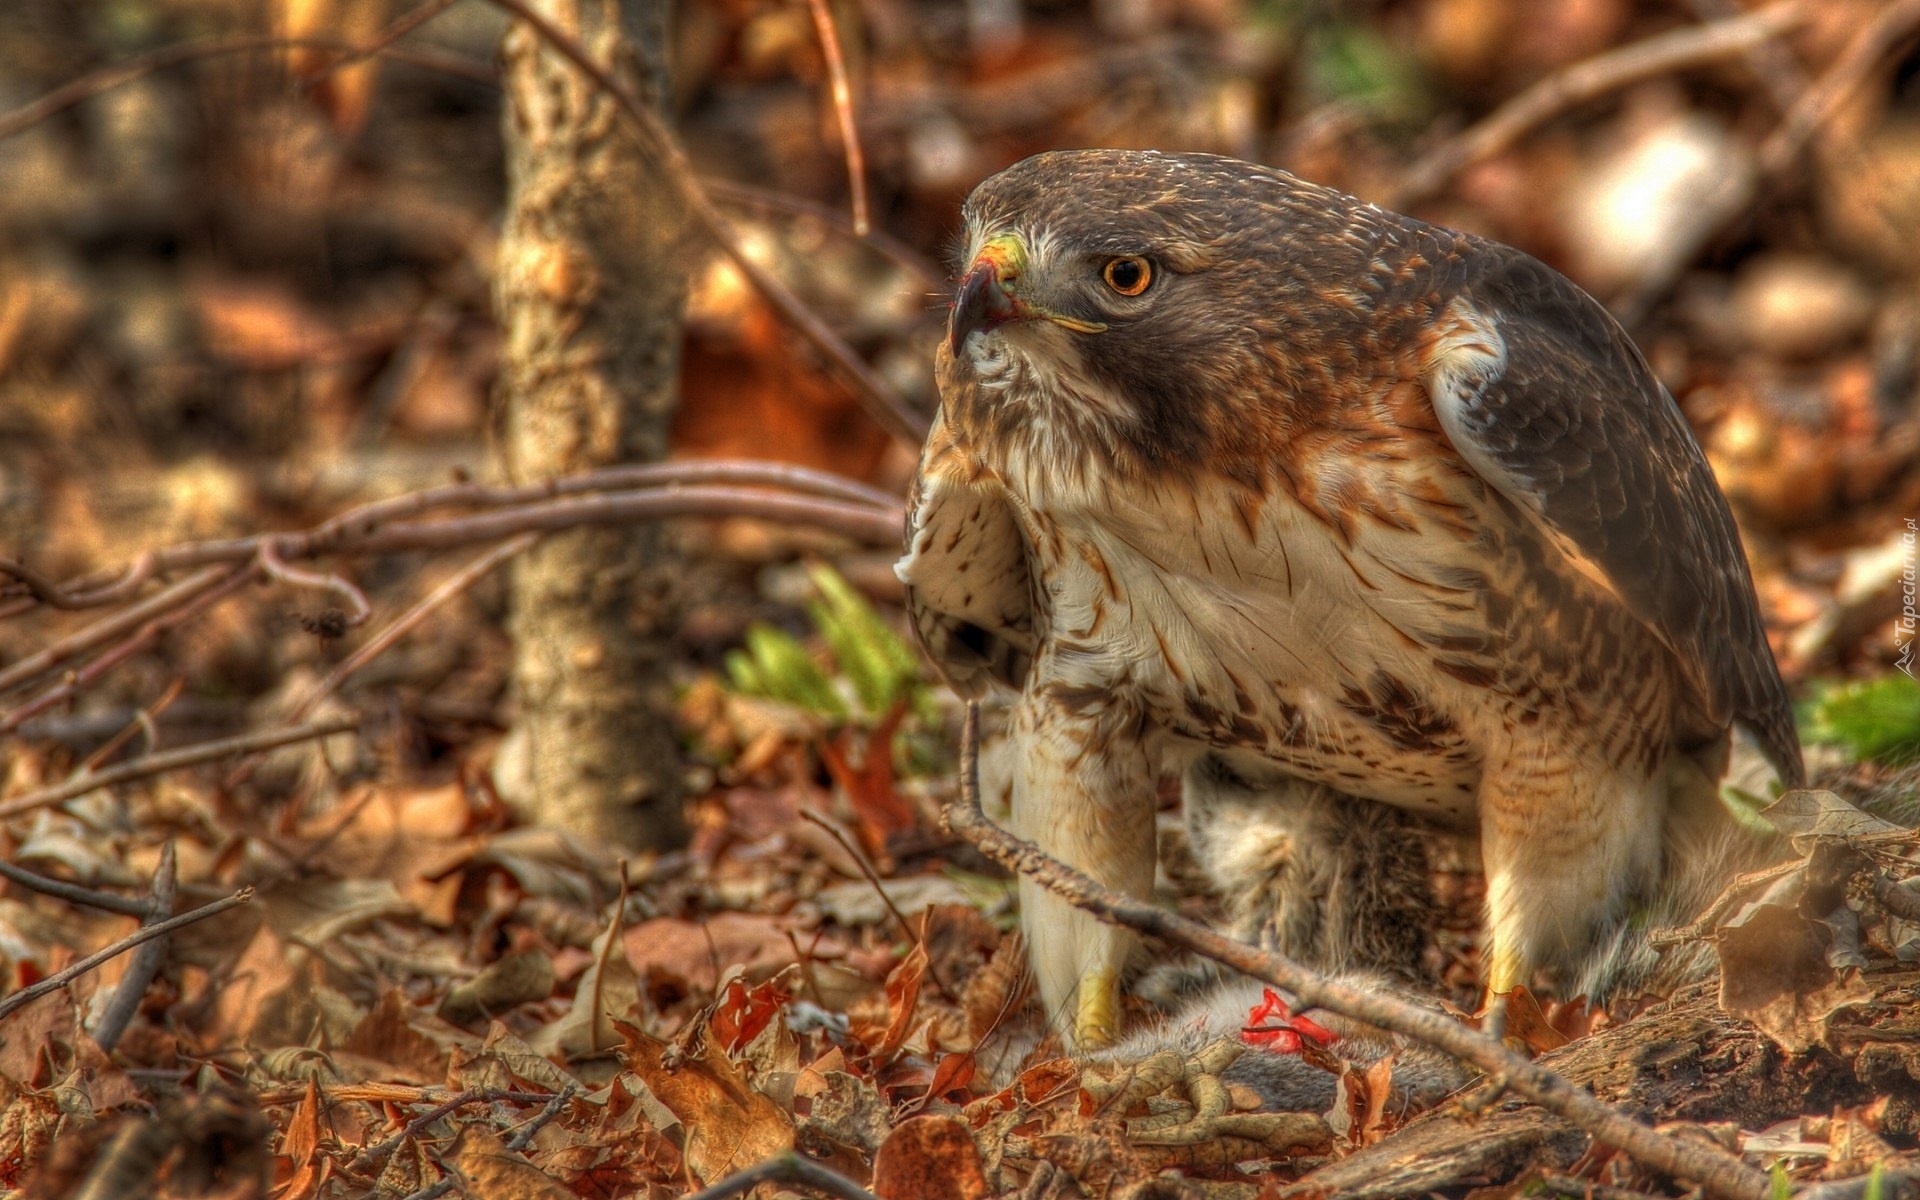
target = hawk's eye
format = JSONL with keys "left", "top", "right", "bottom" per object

{"left": 1101, "top": 256, "right": 1153, "bottom": 297}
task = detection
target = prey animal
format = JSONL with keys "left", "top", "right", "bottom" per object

{"left": 897, "top": 149, "right": 1802, "bottom": 1049}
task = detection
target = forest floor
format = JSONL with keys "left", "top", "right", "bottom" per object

{"left": 2, "top": 0, "right": 1920, "bottom": 1196}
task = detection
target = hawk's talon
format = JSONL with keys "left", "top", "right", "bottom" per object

{"left": 1082, "top": 1038, "right": 1327, "bottom": 1153}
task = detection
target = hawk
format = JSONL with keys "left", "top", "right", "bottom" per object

{"left": 898, "top": 149, "right": 1803, "bottom": 1049}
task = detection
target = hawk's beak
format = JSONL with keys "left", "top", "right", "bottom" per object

{"left": 948, "top": 233, "right": 1106, "bottom": 354}
{"left": 948, "top": 235, "right": 1024, "bottom": 354}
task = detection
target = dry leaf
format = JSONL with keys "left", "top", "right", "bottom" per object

{"left": 442, "top": 1125, "right": 574, "bottom": 1200}
{"left": 617, "top": 1021, "right": 794, "bottom": 1186}
{"left": 872, "top": 1114, "right": 989, "bottom": 1200}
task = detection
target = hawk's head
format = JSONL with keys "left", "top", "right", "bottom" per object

{"left": 942, "top": 149, "right": 1384, "bottom": 471}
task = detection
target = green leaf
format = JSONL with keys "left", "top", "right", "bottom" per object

{"left": 1801, "top": 674, "right": 1920, "bottom": 764}
{"left": 730, "top": 623, "right": 847, "bottom": 718}
{"left": 807, "top": 564, "right": 924, "bottom": 720}
{"left": 1770, "top": 1161, "right": 1792, "bottom": 1200}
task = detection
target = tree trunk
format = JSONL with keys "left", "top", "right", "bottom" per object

{"left": 491, "top": 0, "right": 688, "bottom": 852}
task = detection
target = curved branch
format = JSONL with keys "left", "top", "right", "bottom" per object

{"left": 1391, "top": 3, "right": 1807, "bottom": 208}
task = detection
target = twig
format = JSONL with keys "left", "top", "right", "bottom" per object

{"left": 0, "top": 859, "right": 153, "bottom": 918}
{"left": 294, "top": 533, "right": 534, "bottom": 723}
{"left": 257, "top": 1082, "right": 556, "bottom": 1107}
{"left": 0, "top": 467, "right": 898, "bottom": 718}
{"left": 503, "top": 1084, "right": 574, "bottom": 1151}
{"left": 0, "top": 556, "right": 95, "bottom": 610}
{"left": 0, "top": 887, "right": 253, "bottom": 1022}
{"left": 257, "top": 540, "right": 371, "bottom": 628}
{"left": 797, "top": 809, "right": 959, "bottom": 1005}
{"left": 0, "top": 564, "right": 260, "bottom": 732}
{"left": 483, "top": 0, "right": 927, "bottom": 446}
{"left": 81, "top": 678, "right": 185, "bottom": 772}
{"left": 348, "top": 1089, "right": 567, "bottom": 1173}
{"left": 1757, "top": 0, "right": 1920, "bottom": 176}
{"left": 340, "top": 486, "right": 901, "bottom": 556}
{"left": 804, "top": 0, "right": 869, "bottom": 237}
{"left": 0, "top": 718, "right": 358, "bottom": 821}
{"left": 704, "top": 179, "right": 942, "bottom": 292}
{"left": 388, "top": 1085, "right": 572, "bottom": 1200}
{"left": 90, "top": 843, "right": 178, "bottom": 1053}
{"left": 944, "top": 704, "right": 1772, "bottom": 1200}
{"left": 0, "top": 566, "right": 237, "bottom": 693}
{"left": 1680, "top": 0, "right": 1810, "bottom": 115}
{"left": 4, "top": 461, "right": 900, "bottom": 615}
{"left": 682, "top": 1151, "right": 881, "bottom": 1200}
{"left": 1646, "top": 857, "right": 1804, "bottom": 948}
{"left": 224, "top": 534, "right": 537, "bottom": 791}
{"left": 1390, "top": 3, "right": 1808, "bottom": 208}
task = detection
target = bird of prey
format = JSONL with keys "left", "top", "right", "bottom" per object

{"left": 897, "top": 149, "right": 1802, "bottom": 1049}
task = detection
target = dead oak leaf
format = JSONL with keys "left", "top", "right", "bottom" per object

{"left": 616, "top": 1020, "right": 794, "bottom": 1186}
{"left": 443, "top": 1125, "right": 573, "bottom": 1200}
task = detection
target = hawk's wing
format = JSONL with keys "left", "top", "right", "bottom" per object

{"left": 896, "top": 409, "right": 1035, "bottom": 698}
{"left": 1423, "top": 240, "right": 1802, "bottom": 784}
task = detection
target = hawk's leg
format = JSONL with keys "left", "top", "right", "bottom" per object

{"left": 1012, "top": 685, "right": 1158, "bottom": 1050}
{"left": 1478, "top": 750, "right": 1665, "bottom": 1024}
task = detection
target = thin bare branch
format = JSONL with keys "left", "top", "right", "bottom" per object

{"left": 0, "top": 859, "right": 153, "bottom": 918}
{"left": 483, "top": 0, "right": 928, "bottom": 446}
{"left": 682, "top": 1151, "right": 881, "bottom": 1200}
{"left": 0, "top": 717, "right": 358, "bottom": 821}
{"left": 343, "top": 486, "right": 902, "bottom": 555}
{"left": 14, "top": 461, "right": 899, "bottom": 614}
{"left": 80, "top": 678, "right": 185, "bottom": 772}
{"left": 220, "top": 535, "right": 536, "bottom": 794}
{"left": 0, "top": 887, "right": 254, "bottom": 1023}
{"left": 348, "top": 1088, "right": 561, "bottom": 1174}
{"left": 1391, "top": 2, "right": 1808, "bottom": 208}
{"left": 0, "top": 555, "right": 94, "bottom": 610}
{"left": 0, "top": 566, "right": 237, "bottom": 693}
{"left": 1680, "top": 0, "right": 1810, "bottom": 114}
{"left": 1758, "top": 0, "right": 1920, "bottom": 176}
{"left": 503, "top": 1084, "right": 575, "bottom": 1151}
{"left": 945, "top": 703, "right": 1773, "bottom": 1200}
{"left": 705, "top": 179, "right": 943, "bottom": 292}
{"left": 293, "top": 534, "right": 535, "bottom": 724}
{"left": 805, "top": 0, "right": 870, "bottom": 237}
{"left": 90, "top": 843, "right": 179, "bottom": 1053}
{"left": 0, "top": 466, "right": 898, "bottom": 718}
{"left": 0, "top": 565, "right": 259, "bottom": 732}
{"left": 258, "top": 540, "right": 372, "bottom": 628}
